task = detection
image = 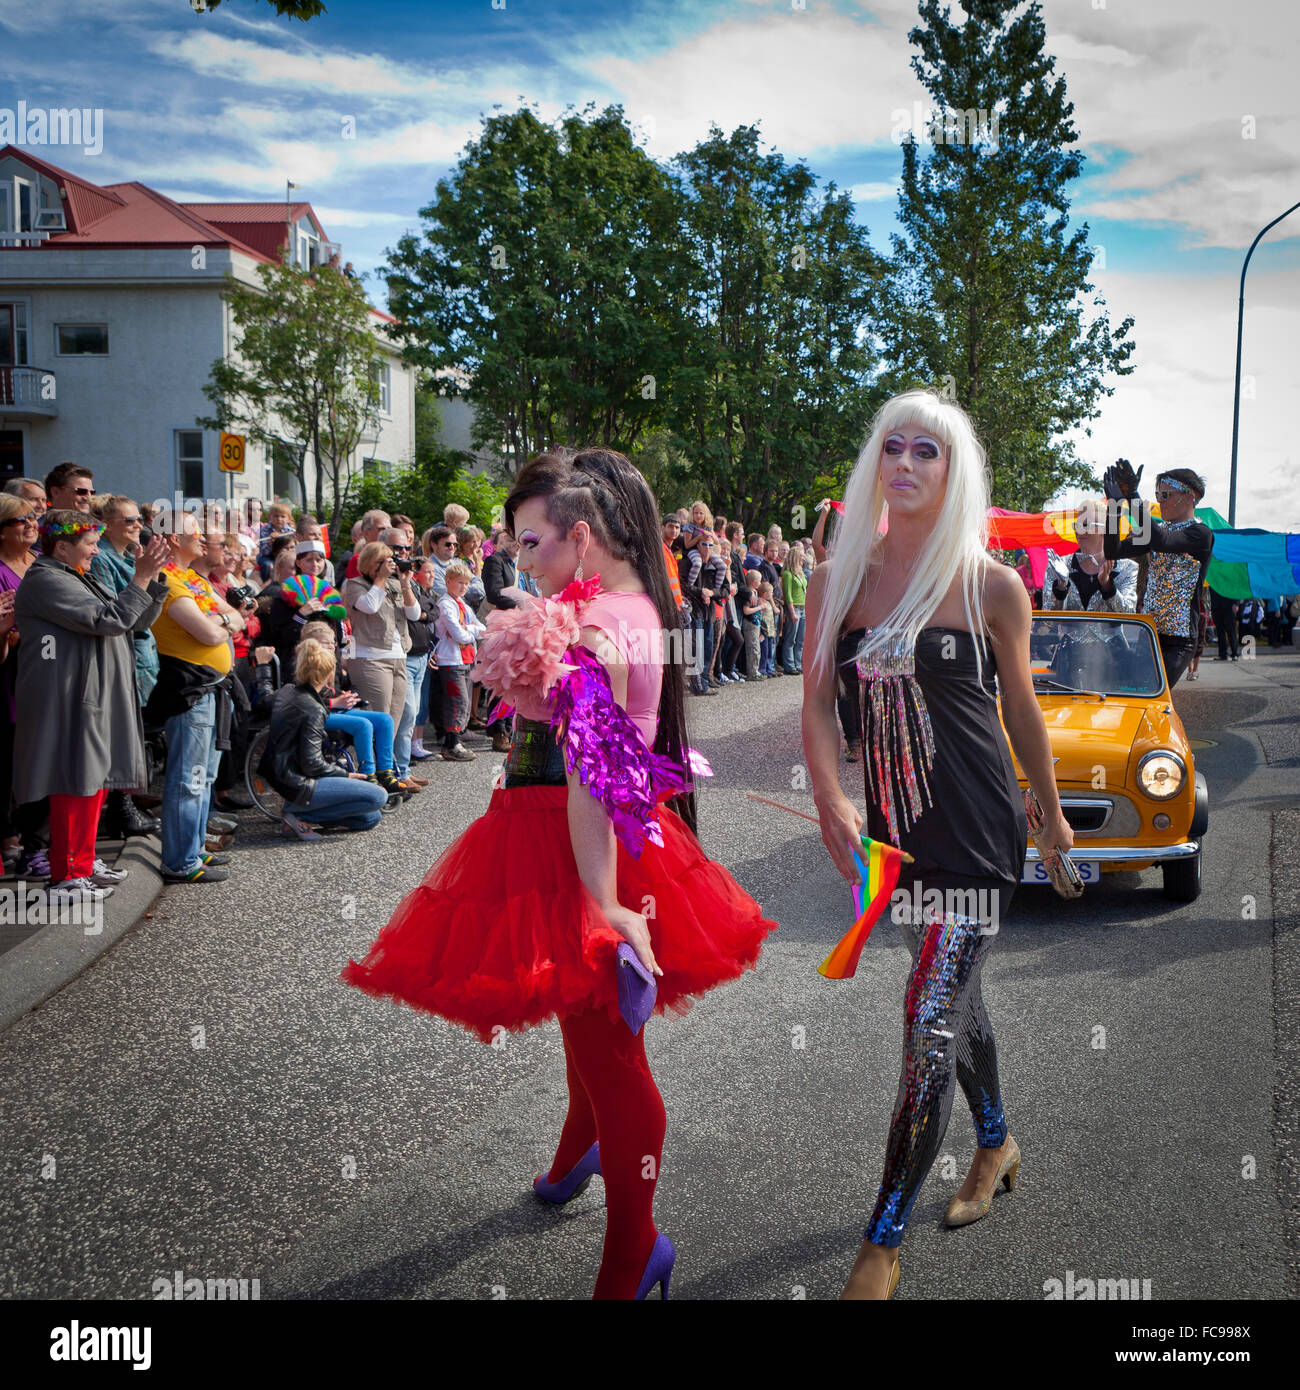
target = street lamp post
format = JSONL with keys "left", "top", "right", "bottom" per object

{"left": 1229, "top": 199, "right": 1300, "bottom": 527}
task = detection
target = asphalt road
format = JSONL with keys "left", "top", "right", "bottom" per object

{"left": 2, "top": 647, "right": 1297, "bottom": 1301}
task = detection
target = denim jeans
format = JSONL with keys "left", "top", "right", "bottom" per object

{"left": 161, "top": 691, "right": 222, "bottom": 876}
{"left": 760, "top": 635, "right": 775, "bottom": 674}
{"left": 689, "top": 615, "right": 705, "bottom": 679}
{"left": 395, "top": 653, "right": 427, "bottom": 776}
{"left": 325, "top": 709, "right": 394, "bottom": 775}
{"left": 286, "top": 774, "right": 388, "bottom": 831}
{"left": 780, "top": 606, "right": 805, "bottom": 670}
{"left": 702, "top": 614, "right": 717, "bottom": 680}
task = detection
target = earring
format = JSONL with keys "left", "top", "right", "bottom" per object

{"left": 575, "top": 553, "right": 584, "bottom": 583}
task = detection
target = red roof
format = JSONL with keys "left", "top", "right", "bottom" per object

{"left": 0, "top": 146, "right": 396, "bottom": 325}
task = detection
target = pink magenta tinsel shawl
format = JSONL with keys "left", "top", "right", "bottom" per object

{"left": 474, "top": 574, "right": 713, "bottom": 856}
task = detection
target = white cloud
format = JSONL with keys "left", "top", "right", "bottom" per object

{"left": 1062, "top": 268, "right": 1300, "bottom": 531}
{"left": 850, "top": 181, "right": 897, "bottom": 202}
{"left": 149, "top": 30, "right": 441, "bottom": 99}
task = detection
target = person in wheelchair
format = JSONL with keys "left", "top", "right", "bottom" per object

{"left": 258, "top": 637, "right": 390, "bottom": 841}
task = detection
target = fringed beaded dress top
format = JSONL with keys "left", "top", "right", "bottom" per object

{"left": 837, "top": 625, "right": 1028, "bottom": 890}
{"left": 852, "top": 632, "right": 936, "bottom": 843}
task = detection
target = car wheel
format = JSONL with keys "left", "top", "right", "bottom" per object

{"left": 1162, "top": 849, "right": 1201, "bottom": 903}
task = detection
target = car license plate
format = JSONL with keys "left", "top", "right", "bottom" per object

{"left": 1021, "top": 858, "right": 1100, "bottom": 885}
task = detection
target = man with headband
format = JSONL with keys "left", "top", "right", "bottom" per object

{"left": 1077, "top": 460, "right": 1215, "bottom": 687}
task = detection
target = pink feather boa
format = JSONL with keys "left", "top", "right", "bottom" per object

{"left": 474, "top": 575, "right": 602, "bottom": 722}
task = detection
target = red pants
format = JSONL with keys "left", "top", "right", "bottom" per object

{"left": 550, "top": 1006, "right": 667, "bottom": 1299}
{"left": 49, "top": 790, "right": 106, "bottom": 884}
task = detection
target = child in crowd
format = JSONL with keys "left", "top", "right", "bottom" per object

{"left": 434, "top": 559, "right": 486, "bottom": 762}
{"left": 758, "top": 581, "right": 777, "bottom": 676}
{"left": 742, "top": 569, "right": 763, "bottom": 681}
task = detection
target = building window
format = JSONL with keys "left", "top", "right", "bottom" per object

{"left": 0, "top": 303, "right": 29, "bottom": 366}
{"left": 56, "top": 324, "right": 109, "bottom": 356}
{"left": 271, "top": 438, "right": 301, "bottom": 506}
{"left": 175, "top": 430, "right": 204, "bottom": 500}
{"left": 371, "top": 361, "right": 391, "bottom": 415}
{"left": 12, "top": 303, "right": 28, "bottom": 365}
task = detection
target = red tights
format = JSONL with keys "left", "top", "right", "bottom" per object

{"left": 549, "top": 1005, "right": 666, "bottom": 1299}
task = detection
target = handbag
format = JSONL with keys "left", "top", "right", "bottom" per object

{"left": 1024, "top": 788, "right": 1083, "bottom": 898}
{"left": 616, "top": 942, "right": 657, "bottom": 1034}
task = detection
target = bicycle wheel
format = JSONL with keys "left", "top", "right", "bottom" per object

{"left": 244, "top": 727, "right": 285, "bottom": 822}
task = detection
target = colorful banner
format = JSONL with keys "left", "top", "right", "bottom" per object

{"left": 1199, "top": 507, "right": 1300, "bottom": 601}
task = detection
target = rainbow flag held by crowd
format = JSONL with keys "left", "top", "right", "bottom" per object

{"left": 818, "top": 835, "right": 906, "bottom": 980}
{"left": 1198, "top": 507, "right": 1300, "bottom": 601}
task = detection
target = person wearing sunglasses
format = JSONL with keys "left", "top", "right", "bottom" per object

{"left": 44, "top": 462, "right": 95, "bottom": 514}
{"left": 14, "top": 511, "right": 171, "bottom": 899}
{"left": 88, "top": 496, "right": 164, "bottom": 838}
{"left": 1076, "top": 461, "right": 1214, "bottom": 687}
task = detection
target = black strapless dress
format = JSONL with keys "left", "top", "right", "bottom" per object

{"left": 836, "top": 626, "right": 1027, "bottom": 892}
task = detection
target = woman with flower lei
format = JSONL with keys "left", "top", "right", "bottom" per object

{"left": 341, "top": 449, "right": 778, "bottom": 1299}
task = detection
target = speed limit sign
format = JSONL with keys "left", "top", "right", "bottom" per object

{"left": 219, "top": 432, "right": 246, "bottom": 473}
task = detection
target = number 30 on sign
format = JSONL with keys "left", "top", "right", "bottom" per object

{"left": 219, "top": 432, "right": 246, "bottom": 473}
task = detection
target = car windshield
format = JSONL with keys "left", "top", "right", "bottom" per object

{"left": 1028, "top": 617, "right": 1165, "bottom": 697}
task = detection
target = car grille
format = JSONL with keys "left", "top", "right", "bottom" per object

{"left": 1061, "top": 799, "right": 1112, "bottom": 833}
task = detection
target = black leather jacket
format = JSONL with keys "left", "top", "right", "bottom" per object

{"left": 258, "top": 681, "right": 346, "bottom": 806}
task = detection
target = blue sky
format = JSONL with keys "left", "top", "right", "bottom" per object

{"left": 2, "top": 0, "right": 1297, "bottom": 527}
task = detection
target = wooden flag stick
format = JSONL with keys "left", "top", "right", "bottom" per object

{"left": 744, "top": 791, "right": 915, "bottom": 863}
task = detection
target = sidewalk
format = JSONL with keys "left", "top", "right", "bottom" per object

{"left": 0, "top": 834, "right": 162, "bottom": 1033}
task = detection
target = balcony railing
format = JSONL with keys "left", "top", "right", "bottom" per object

{"left": 0, "top": 366, "right": 59, "bottom": 417}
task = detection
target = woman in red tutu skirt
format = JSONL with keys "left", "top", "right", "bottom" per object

{"left": 340, "top": 447, "right": 777, "bottom": 1299}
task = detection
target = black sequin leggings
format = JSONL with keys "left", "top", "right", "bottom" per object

{"left": 865, "top": 895, "right": 1010, "bottom": 1247}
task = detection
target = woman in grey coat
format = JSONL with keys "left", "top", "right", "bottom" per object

{"left": 12, "top": 510, "right": 170, "bottom": 892}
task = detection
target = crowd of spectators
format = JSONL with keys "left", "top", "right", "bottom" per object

{"left": 0, "top": 466, "right": 542, "bottom": 906}
{"left": 1, "top": 463, "right": 1292, "bottom": 909}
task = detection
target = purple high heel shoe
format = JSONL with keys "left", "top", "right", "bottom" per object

{"left": 634, "top": 1232, "right": 676, "bottom": 1300}
{"left": 533, "top": 1142, "right": 601, "bottom": 1204}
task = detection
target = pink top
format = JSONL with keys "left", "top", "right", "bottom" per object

{"left": 579, "top": 589, "right": 663, "bottom": 747}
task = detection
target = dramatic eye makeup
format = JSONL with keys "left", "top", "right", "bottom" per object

{"left": 883, "top": 433, "right": 941, "bottom": 458}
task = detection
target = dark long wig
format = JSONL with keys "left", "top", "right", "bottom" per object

{"left": 504, "top": 447, "right": 697, "bottom": 835}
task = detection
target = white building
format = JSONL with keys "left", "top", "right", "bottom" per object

{"left": 0, "top": 145, "right": 415, "bottom": 521}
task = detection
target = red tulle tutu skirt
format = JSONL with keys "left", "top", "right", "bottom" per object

{"left": 339, "top": 784, "right": 778, "bottom": 1044}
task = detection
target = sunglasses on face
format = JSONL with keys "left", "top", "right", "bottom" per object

{"left": 71, "top": 486, "right": 94, "bottom": 496}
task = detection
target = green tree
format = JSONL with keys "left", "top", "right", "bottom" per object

{"left": 198, "top": 262, "right": 383, "bottom": 538}
{"left": 384, "top": 104, "right": 688, "bottom": 475}
{"left": 879, "top": 0, "right": 1134, "bottom": 509}
{"left": 667, "top": 125, "right": 884, "bottom": 527}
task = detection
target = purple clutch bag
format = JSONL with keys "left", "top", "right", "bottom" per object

{"left": 616, "top": 942, "right": 657, "bottom": 1034}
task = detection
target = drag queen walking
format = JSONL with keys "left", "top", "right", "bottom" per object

{"left": 341, "top": 448, "right": 777, "bottom": 1299}
{"left": 801, "top": 391, "right": 1072, "bottom": 1299}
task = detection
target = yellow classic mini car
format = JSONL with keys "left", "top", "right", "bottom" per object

{"left": 1003, "top": 612, "right": 1207, "bottom": 902}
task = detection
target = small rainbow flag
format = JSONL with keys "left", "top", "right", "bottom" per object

{"left": 818, "top": 835, "right": 906, "bottom": 979}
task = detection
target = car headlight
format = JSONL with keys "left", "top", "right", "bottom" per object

{"left": 1137, "top": 750, "right": 1185, "bottom": 800}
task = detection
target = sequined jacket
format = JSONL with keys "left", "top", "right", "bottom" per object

{"left": 1104, "top": 503, "right": 1214, "bottom": 639}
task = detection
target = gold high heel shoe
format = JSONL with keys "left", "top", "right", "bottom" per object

{"left": 944, "top": 1136, "right": 1020, "bottom": 1228}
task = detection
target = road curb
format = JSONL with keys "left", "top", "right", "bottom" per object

{"left": 0, "top": 836, "right": 163, "bottom": 1034}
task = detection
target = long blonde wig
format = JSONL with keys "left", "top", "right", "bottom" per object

{"left": 808, "top": 389, "right": 993, "bottom": 685}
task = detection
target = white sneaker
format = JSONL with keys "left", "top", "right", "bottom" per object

{"left": 91, "top": 858, "right": 130, "bottom": 885}
{"left": 48, "top": 876, "right": 113, "bottom": 901}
